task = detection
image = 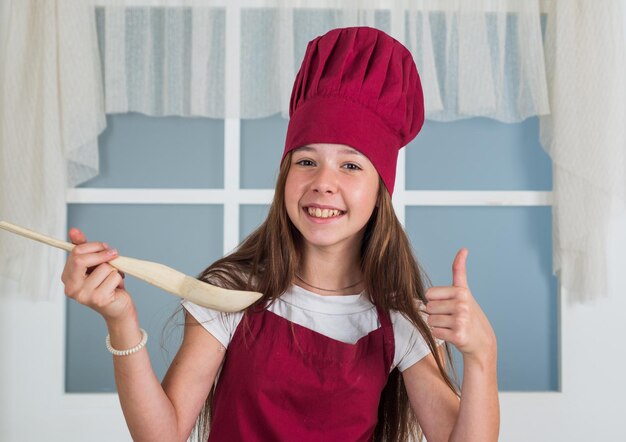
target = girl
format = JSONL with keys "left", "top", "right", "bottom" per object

{"left": 62, "top": 27, "right": 499, "bottom": 441}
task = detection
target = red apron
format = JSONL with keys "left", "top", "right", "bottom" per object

{"left": 207, "top": 302, "right": 395, "bottom": 441}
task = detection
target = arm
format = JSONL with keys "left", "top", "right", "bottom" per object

{"left": 402, "top": 347, "right": 460, "bottom": 442}
{"left": 402, "top": 345, "right": 499, "bottom": 442}
{"left": 448, "top": 350, "right": 499, "bottom": 442}
{"left": 108, "top": 309, "right": 225, "bottom": 442}
{"left": 406, "top": 248, "right": 500, "bottom": 441}
{"left": 62, "top": 228, "right": 226, "bottom": 441}
{"left": 162, "top": 310, "right": 226, "bottom": 440}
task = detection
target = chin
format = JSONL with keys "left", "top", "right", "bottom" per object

{"left": 301, "top": 235, "right": 339, "bottom": 248}
{"left": 301, "top": 231, "right": 361, "bottom": 250}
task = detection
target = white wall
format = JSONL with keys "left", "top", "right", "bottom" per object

{"left": 500, "top": 206, "right": 626, "bottom": 441}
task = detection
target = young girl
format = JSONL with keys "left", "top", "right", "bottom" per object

{"left": 62, "top": 26, "right": 499, "bottom": 441}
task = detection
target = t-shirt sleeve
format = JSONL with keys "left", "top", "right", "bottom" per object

{"left": 391, "top": 308, "right": 446, "bottom": 372}
{"left": 181, "top": 298, "right": 244, "bottom": 349}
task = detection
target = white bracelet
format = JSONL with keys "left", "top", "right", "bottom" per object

{"left": 105, "top": 328, "right": 148, "bottom": 356}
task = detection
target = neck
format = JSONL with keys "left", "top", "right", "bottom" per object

{"left": 295, "top": 242, "right": 364, "bottom": 296}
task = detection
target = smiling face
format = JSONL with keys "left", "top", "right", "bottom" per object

{"left": 284, "top": 143, "right": 380, "bottom": 253}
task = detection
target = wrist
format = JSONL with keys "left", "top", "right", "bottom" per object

{"left": 105, "top": 303, "right": 138, "bottom": 330}
{"left": 463, "top": 330, "right": 497, "bottom": 366}
{"left": 105, "top": 307, "right": 143, "bottom": 351}
{"left": 463, "top": 347, "right": 497, "bottom": 371}
{"left": 106, "top": 328, "right": 148, "bottom": 356}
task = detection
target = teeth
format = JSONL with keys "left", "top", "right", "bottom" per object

{"left": 307, "top": 207, "right": 342, "bottom": 218}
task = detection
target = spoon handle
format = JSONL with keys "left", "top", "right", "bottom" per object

{"left": 0, "top": 220, "right": 76, "bottom": 252}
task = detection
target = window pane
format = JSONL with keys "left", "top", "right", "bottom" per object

{"left": 65, "top": 203, "right": 223, "bottom": 392}
{"left": 78, "top": 113, "right": 224, "bottom": 189}
{"left": 240, "top": 205, "right": 270, "bottom": 242}
{"left": 240, "top": 115, "right": 286, "bottom": 189}
{"left": 406, "top": 206, "right": 558, "bottom": 391}
{"left": 406, "top": 117, "right": 552, "bottom": 190}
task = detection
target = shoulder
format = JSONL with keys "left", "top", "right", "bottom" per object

{"left": 388, "top": 308, "right": 423, "bottom": 342}
{"left": 388, "top": 305, "right": 445, "bottom": 372}
{"left": 181, "top": 299, "right": 245, "bottom": 348}
{"left": 182, "top": 298, "right": 245, "bottom": 323}
{"left": 388, "top": 304, "right": 443, "bottom": 342}
{"left": 387, "top": 304, "right": 426, "bottom": 333}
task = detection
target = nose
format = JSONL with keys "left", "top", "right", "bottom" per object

{"left": 311, "top": 164, "right": 338, "bottom": 194}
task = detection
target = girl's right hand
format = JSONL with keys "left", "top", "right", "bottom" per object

{"left": 61, "top": 227, "right": 135, "bottom": 324}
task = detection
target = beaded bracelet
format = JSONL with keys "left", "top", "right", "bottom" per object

{"left": 105, "top": 328, "right": 148, "bottom": 356}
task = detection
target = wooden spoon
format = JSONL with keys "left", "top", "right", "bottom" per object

{"left": 0, "top": 220, "right": 262, "bottom": 312}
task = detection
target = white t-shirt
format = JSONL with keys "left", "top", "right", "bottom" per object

{"left": 182, "top": 283, "right": 444, "bottom": 373}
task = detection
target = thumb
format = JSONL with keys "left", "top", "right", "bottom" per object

{"left": 452, "top": 248, "right": 469, "bottom": 288}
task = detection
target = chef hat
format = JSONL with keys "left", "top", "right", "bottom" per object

{"left": 282, "top": 26, "right": 425, "bottom": 196}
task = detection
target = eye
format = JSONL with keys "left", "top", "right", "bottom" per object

{"left": 295, "top": 159, "right": 315, "bottom": 167}
{"left": 343, "top": 163, "right": 362, "bottom": 171}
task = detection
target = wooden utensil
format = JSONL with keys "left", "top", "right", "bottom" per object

{"left": 0, "top": 220, "right": 262, "bottom": 312}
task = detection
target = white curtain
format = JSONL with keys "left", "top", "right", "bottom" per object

{"left": 0, "top": 0, "right": 623, "bottom": 303}
{"left": 96, "top": 0, "right": 549, "bottom": 121}
{"left": 0, "top": 0, "right": 105, "bottom": 301}
{"left": 539, "top": 0, "right": 626, "bottom": 303}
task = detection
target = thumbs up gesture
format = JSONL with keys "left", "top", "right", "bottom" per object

{"left": 423, "top": 248, "right": 497, "bottom": 362}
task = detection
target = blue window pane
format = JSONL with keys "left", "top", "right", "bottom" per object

{"left": 407, "top": 117, "right": 552, "bottom": 190}
{"left": 406, "top": 206, "right": 558, "bottom": 391}
{"left": 240, "top": 205, "right": 270, "bottom": 242}
{"left": 78, "top": 113, "right": 224, "bottom": 189}
{"left": 240, "top": 115, "right": 286, "bottom": 189}
{"left": 65, "top": 204, "right": 223, "bottom": 392}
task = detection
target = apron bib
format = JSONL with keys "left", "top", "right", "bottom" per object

{"left": 207, "top": 301, "right": 395, "bottom": 441}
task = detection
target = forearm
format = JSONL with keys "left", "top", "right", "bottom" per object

{"left": 107, "top": 310, "right": 180, "bottom": 442}
{"left": 448, "top": 350, "right": 500, "bottom": 442}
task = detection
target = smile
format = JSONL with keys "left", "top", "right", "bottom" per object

{"left": 304, "top": 207, "right": 345, "bottom": 219}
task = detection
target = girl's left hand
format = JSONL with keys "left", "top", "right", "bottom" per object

{"left": 422, "top": 248, "right": 497, "bottom": 362}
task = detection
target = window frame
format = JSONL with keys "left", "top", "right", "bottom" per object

{"left": 36, "top": 3, "right": 564, "bottom": 440}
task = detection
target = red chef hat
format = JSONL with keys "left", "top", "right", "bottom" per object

{"left": 282, "top": 26, "right": 425, "bottom": 195}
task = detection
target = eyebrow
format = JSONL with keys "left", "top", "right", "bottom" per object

{"left": 295, "top": 145, "right": 364, "bottom": 156}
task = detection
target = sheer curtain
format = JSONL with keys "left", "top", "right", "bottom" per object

{"left": 0, "top": 0, "right": 105, "bottom": 301}
{"left": 96, "top": 0, "right": 549, "bottom": 121}
{"left": 0, "top": 0, "right": 623, "bottom": 303}
{"left": 539, "top": 0, "right": 626, "bottom": 303}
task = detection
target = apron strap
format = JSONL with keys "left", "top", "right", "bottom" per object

{"left": 374, "top": 304, "right": 395, "bottom": 373}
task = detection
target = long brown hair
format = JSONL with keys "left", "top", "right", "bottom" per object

{"left": 187, "top": 151, "right": 461, "bottom": 441}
